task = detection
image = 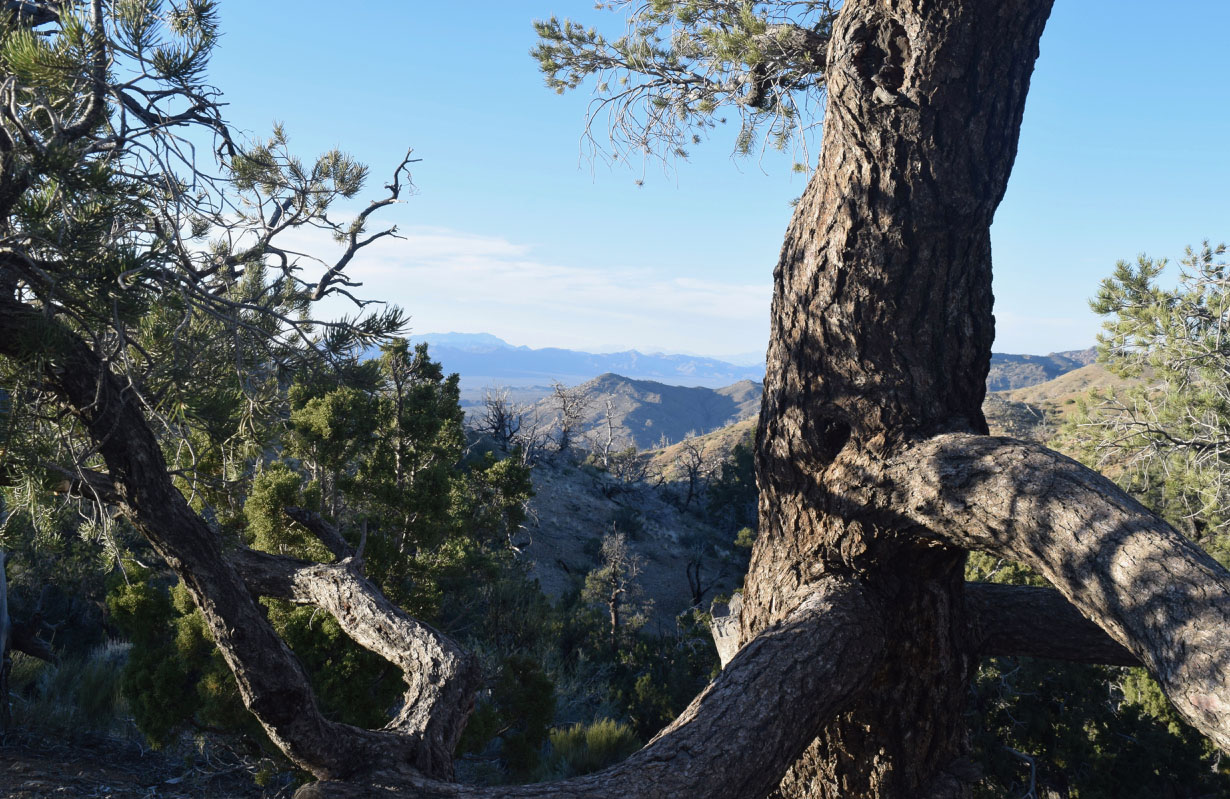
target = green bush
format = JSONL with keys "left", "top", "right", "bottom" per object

{"left": 540, "top": 718, "right": 641, "bottom": 777}
{"left": 8, "top": 642, "right": 133, "bottom": 741}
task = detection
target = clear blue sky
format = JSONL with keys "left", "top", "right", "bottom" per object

{"left": 204, "top": 2, "right": 1229, "bottom": 359}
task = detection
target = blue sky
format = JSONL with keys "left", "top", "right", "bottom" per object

{"left": 205, "top": 2, "right": 1229, "bottom": 359}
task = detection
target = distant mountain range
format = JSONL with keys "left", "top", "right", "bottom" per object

{"left": 418, "top": 332, "right": 1094, "bottom": 393}
{"left": 415, "top": 333, "right": 764, "bottom": 389}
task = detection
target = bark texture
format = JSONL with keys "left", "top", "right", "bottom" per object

{"left": 14, "top": 1, "right": 1230, "bottom": 796}
{"left": 745, "top": 2, "right": 1053, "bottom": 796}
{"left": 231, "top": 548, "right": 479, "bottom": 764}
{"left": 895, "top": 435, "right": 1230, "bottom": 752}
{"left": 296, "top": 576, "right": 885, "bottom": 799}
{"left": 964, "top": 582, "right": 1136, "bottom": 666}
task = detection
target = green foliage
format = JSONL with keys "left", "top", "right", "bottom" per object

{"left": 615, "top": 608, "right": 718, "bottom": 738}
{"left": 1063, "top": 241, "right": 1230, "bottom": 553}
{"left": 531, "top": 1, "right": 838, "bottom": 168}
{"left": 262, "top": 600, "right": 400, "bottom": 729}
{"left": 966, "top": 533, "right": 1230, "bottom": 796}
{"left": 107, "top": 576, "right": 251, "bottom": 747}
{"left": 244, "top": 464, "right": 324, "bottom": 557}
{"left": 971, "top": 657, "right": 1230, "bottom": 798}
{"left": 539, "top": 718, "right": 641, "bottom": 778}
{"left": 493, "top": 655, "right": 557, "bottom": 778}
{"left": 706, "top": 430, "right": 757, "bottom": 534}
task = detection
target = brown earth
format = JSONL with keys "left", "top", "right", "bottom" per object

{"left": 0, "top": 734, "right": 291, "bottom": 798}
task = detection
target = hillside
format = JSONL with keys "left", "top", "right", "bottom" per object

{"left": 520, "top": 455, "right": 742, "bottom": 629}
{"left": 1000, "top": 363, "right": 1130, "bottom": 406}
{"left": 647, "top": 418, "right": 757, "bottom": 479}
{"left": 985, "top": 347, "right": 1096, "bottom": 391}
{"left": 528, "top": 373, "right": 763, "bottom": 451}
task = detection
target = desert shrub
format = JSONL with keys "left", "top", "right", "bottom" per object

{"left": 539, "top": 718, "right": 641, "bottom": 777}
{"left": 8, "top": 642, "right": 133, "bottom": 741}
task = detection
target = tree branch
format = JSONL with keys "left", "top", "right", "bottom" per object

{"left": 230, "top": 547, "right": 480, "bottom": 773}
{"left": 283, "top": 506, "right": 353, "bottom": 562}
{"left": 296, "top": 575, "right": 885, "bottom": 799}
{"left": 894, "top": 434, "right": 1230, "bottom": 751}
{"left": 965, "top": 582, "right": 1137, "bottom": 666}
{"left": 0, "top": 293, "right": 451, "bottom": 782}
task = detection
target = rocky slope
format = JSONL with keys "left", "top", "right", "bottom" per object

{"left": 527, "top": 373, "right": 762, "bottom": 451}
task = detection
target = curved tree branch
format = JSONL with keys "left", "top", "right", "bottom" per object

{"left": 230, "top": 548, "right": 480, "bottom": 771}
{"left": 297, "top": 575, "right": 885, "bottom": 799}
{"left": 895, "top": 434, "right": 1230, "bottom": 751}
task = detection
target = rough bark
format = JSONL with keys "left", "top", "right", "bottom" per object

{"left": 297, "top": 576, "right": 885, "bottom": 799}
{"left": 231, "top": 548, "right": 479, "bottom": 764}
{"left": 12, "top": 1, "right": 1230, "bottom": 796}
{"left": 895, "top": 434, "right": 1230, "bottom": 753}
{"left": 964, "top": 582, "right": 1136, "bottom": 666}
{"left": 745, "top": 1, "right": 1053, "bottom": 796}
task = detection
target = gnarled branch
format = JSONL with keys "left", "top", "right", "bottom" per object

{"left": 230, "top": 547, "right": 479, "bottom": 774}
{"left": 895, "top": 434, "right": 1230, "bottom": 751}
{"left": 297, "top": 575, "right": 885, "bottom": 799}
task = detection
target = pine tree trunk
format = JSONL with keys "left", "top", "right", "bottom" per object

{"left": 743, "top": 2, "right": 1054, "bottom": 797}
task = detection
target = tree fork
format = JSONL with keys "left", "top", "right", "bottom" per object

{"left": 746, "top": 1, "right": 1054, "bottom": 796}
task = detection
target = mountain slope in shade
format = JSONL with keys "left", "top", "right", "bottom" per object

{"left": 529, "top": 373, "right": 763, "bottom": 451}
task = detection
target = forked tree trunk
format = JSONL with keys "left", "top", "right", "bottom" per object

{"left": 20, "top": 1, "right": 1230, "bottom": 797}
{"left": 744, "top": 2, "right": 1053, "bottom": 796}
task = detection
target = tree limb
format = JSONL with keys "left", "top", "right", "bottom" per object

{"left": 894, "top": 434, "right": 1230, "bottom": 751}
{"left": 0, "top": 293, "right": 451, "bottom": 781}
{"left": 230, "top": 547, "right": 480, "bottom": 771}
{"left": 296, "top": 575, "right": 885, "bottom": 799}
{"left": 965, "top": 582, "right": 1137, "bottom": 666}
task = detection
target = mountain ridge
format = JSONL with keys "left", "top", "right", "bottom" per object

{"left": 417, "top": 332, "right": 1096, "bottom": 393}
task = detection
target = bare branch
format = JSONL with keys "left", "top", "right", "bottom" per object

{"left": 298, "top": 575, "right": 884, "bottom": 799}
{"left": 895, "top": 434, "right": 1230, "bottom": 751}
{"left": 230, "top": 548, "right": 480, "bottom": 776}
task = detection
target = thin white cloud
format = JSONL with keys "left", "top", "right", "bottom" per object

{"left": 277, "top": 225, "right": 770, "bottom": 355}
